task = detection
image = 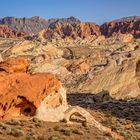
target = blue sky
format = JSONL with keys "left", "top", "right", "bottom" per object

{"left": 0, "top": 0, "right": 140, "bottom": 24}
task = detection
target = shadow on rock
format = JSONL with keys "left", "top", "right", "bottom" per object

{"left": 67, "top": 90, "right": 140, "bottom": 123}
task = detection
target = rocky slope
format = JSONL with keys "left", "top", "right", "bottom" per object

{"left": 0, "top": 33, "right": 140, "bottom": 100}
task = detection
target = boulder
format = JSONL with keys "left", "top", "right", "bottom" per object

{"left": 0, "top": 57, "right": 65, "bottom": 121}
{"left": 122, "top": 34, "right": 134, "bottom": 43}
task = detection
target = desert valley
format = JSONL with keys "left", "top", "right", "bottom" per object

{"left": 0, "top": 16, "right": 140, "bottom": 140}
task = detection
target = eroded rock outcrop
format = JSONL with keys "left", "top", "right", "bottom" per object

{"left": 0, "top": 57, "right": 110, "bottom": 133}
{"left": 0, "top": 57, "right": 28, "bottom": 73}
{"left": 0, "top": 57, "right": 64, "bottom": 120}
{"left": 100, "top": 16, "right": 140, "bottom": 38}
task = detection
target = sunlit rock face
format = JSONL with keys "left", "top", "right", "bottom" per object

{"left": 79, "top": 59, "right": 140, "bottom": 99}
{"left": 1, "top": 16, "right": 140, "bottom": 101}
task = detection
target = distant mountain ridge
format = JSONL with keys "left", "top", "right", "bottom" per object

{"left": 0, "top": 16, "right": 80, "bottom": 34}
{"left": 110, "top": 16, "right": 140, "bottom": 22}
{"left": 0, "top": 16, "right": 140, "bottom": 39}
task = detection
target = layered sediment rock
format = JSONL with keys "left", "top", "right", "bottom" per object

{"left": 80, "top": 58, "right": 140, "bottom": 99}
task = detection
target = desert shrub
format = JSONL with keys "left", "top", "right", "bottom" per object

{"left": 104, "top": 132, "right": 112, "bottom": 137}
{"left": 72, "top": 129, "right": 83, "bottom": 135}
{"left": 60, "top": 118, "right": 67, "bottom": 123}
{"left": 6, "top": 119, "right": 21, "bottom": 125}
{"left": 10, "top": 128, "right": 24, "bottom": 137}
{"left": 48, "top": 135, "right": 60, "bottom": 140}
{"left": 82, "top": 121, "right": 88, "bottom": 127}
{"left": 53, "top": 125, "right": 60, "bottom": 131}
{"left": 25, "top": 136, "right": 33, "bottom": 140}
{"left": 63, "top": 129, "right": 73, "bottom": 136}
{"left": 32, "top": 117, "right": 41, "bottom": 123}
{"left": 0, "top": 123, "right": 11, "bottom": 134}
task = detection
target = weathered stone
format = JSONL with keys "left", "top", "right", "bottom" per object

{"left": 8, "top": 40, "right": 36, "bottom": 54}
{"left": 0, "top": 16, "right": 80, "bottom": 34}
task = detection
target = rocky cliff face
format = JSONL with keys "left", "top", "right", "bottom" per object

{"left": 80, "top": 58, "right": 140, "bottom": 99}
{"left": 0, "top": 16, "right": 140, "bottom": 139}
{"left": 0, "top": 16, "right": 80, "bottom": 34}
{"left": 0, "top": 57, "right": 107, "bottom": 133}
{"left": 100, "top": 16, "right": 140, "bottom": 38}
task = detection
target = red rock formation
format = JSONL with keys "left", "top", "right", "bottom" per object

{"left": 0, "top": 57, "right": 61, "bottom": 120}
{"left": 39, "top": 22, "right": 101, "bottom": 41}
{"left": 100, "top": 16, "right": 140, "bottom": 38}
{"left": 1, "top": 16, "right": 140, "bottom": 39}
{"left": 0, "top": 25, "right": 25, "bottom": 38}
{"left": 0, "top": 57, "right": 29, "bottom": 73}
